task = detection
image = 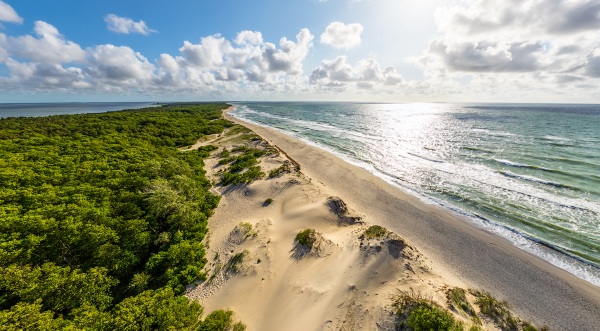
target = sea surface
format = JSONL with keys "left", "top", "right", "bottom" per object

{"left": 230, "top": 102, "right": 600, "bottom": 285}
{"left": 0, "top": 102, "right": 157, "bottom": 118}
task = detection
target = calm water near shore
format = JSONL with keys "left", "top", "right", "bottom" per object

{"left": 230, "top": 102, "right": 600, "bottom": 285}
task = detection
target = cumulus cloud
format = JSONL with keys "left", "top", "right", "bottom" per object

{"left": 0, "top": 22, "right": 92, "bottom": 92}
{"left": 104, "top": 14, "right": 156, "bottom": 36}
{"left": 176, "top": 28, "right": 313, "bottom": 84}
{"left": 418, "top": 0, "right": 600, "bottom": 93}
{"left": 0, "top": 33, "right": 7, "bottom": 62}
{"left": 320, "top": 22, "right": 363, "bottom": 49}
{"left": 310, "top": 56, "right": 403, "bottom": 91}
{"left": 428, "top": 40, "right": 547, "bottom": 72}
{"left": 8, "top": 21, "right": 86, "bottom": 64}
{"left": 552, "top": 1, "right": 600, "bottom": 33}
{"left": 0, "top": 19, "right": 318, "bottom": 95}
{"left": 5, "top": 58, "right": 87, "bottom": 89}
{"left": 0, "top": 17, "right": 416, "bottom": 98}
{"left": 235, "top": 31, "right": 263, "bottom": 45}
{"left": 158, "top": 28, "right": 314, "bottom": 93}
{"left": 585, "top": 48, "right": 600, "bottom": 77}
{"left": 87, "top": 44, "right": 155, "bottom": 83}
{"left": 264, "top": 28, "right": 313, "bottom": 73}
{"left": 180, "top": 35, "right": 230, "bottom": 68}
{"left": 0, "top": 1, "right": 22, "bottom": 24}
{"left": 436, "top": 0, "right": 600, "bottom": 37}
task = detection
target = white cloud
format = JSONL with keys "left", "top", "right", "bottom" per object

{"left": 180, "top": 35, "right": 231, "bottom": 68}
{"left": 0, "top": 33, "right": 7, "bottom": 62}
{"left": 428, "top": 40, "right": 547, "bottom": 73}
{"left": 263, "top": 28, "right": 313, "bottom": 74}
{"left": 0, "top": 1, "right": 22, "bottom": 24}
{"left": 320, "top": 22, "right": 363, "bottom": 49}
{"left": 175, "top": 28, "right": 313, "bottom": 86}
{"left": 155, "top": 53, "right": 180, "bottom": 84}
{"left": 235, "top": 31, "right": 263, "bottom": 45}
{"left": 5, "top": 58, "right": 87, "bottom": 89}
{"left": 87, "top": 44, "right": 155, "bottom": 84}
{"left": 104, "top": 14, "right": 156, "bottom": 36}
{"left": 310, "top": 56, "right": 403, "bottom": 91}
{"left": 585, "top": 48, "right": 600, "bottom": 77}
{"left": 436, "top": 0, "right": 600, "bottom": 37}
{"left": 415, "top": 0, "right": 600, "bottom": 100}
{"left": 8, "top": 21, "right": 86, "bottom": 64}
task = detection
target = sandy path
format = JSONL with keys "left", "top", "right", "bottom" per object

{"left": 224, "top": 110, "right": 600, "bottom": 330}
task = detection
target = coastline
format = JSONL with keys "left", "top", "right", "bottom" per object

{"left": 221, "top": 107, "right": 600, "bottom": 329}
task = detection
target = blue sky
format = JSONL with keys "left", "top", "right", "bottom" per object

{"left": 1, "top": 0, "right": 600, "bottom": 102}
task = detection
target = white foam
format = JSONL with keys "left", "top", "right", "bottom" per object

{"left": 229, "top": 105, "right": 600, "bottom": 287}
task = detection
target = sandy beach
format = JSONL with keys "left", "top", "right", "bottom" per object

{"left": 186, "top": 107, "right": 600, "bottom": 330}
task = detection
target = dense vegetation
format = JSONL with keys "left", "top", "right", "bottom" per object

{"left": 217, "top": 145, "right": 268, "bottom": 185}
{"left": 0, "top": 104, "right": 245, "bottom": 329}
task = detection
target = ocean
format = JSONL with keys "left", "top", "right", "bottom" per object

{"left": 0, "top": 102, "right": 157, "bottom": 118}
{"left": 230, "top": 102, "right": 600, "bottom": 286}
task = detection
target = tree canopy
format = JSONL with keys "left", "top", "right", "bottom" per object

{"left": 0, "top": 104, "right": 243, "bottom": 330}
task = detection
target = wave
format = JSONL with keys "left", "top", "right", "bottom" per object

{"left": 494, "top": 159, "right": 553, "bottom": 172}
{"left": 529, "top": 155, "right": 599, "bottom": 168}
{"left": 461, "top": 146, "right": 493, "bottom": 153}
{"left": 543, "top": 135, "right": 572, "bottom": 142}
{"left": 407, "top": 152, "right": 444, "bottom": 163}
{"left": 471, "top": 128, "right": 516, "bottom": 137}
{"left": 231, "top": 103, "right": 600, "bottom": 286}
{"left": 495, "top": 158, "right": 600, "bottom": 185}
{"left": 546, "top": 142, "right": 577, "bottom": 148}
{"left": 472, "top": 213, "right": 600, "bottom": 273}
{"left": 499, "top": 171, "right": 572, "bottom": 189}
{"left": 237, "top": 105, "right": 382, "bottom": 143}
{"left": 464, "top": 170, "right": 593, "bottom": 212}
{"left": 424, "top": 195, "right": 600, "bottom": 285}
{"left": 429, "top": 163, "right": 596, "bottom": 213}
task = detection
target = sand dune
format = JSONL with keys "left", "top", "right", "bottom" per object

{"left": 185, "top": 109, "right": 600, "bottom": 330}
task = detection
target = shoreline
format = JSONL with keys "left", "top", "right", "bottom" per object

{"left": 227, "top": 106, "right": 600, "bottom": 284}
{"left": 227, "top": 106, "right": 600, "bottom": 280}
{"left": 222, "top": 106, "right": 600, "bottom": 329}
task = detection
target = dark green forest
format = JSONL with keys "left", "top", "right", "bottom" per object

{"left": 0, "top": 104, "right": 244, "bottom": 330}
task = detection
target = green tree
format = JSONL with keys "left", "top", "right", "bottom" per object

{"left": 111, "top": 288, "right": 202, "bottom": 331}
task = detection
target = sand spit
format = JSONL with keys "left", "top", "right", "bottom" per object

{"left": 185, "top": 108, "right": 600, "bottom": 330}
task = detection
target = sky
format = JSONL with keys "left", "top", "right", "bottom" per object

{"left": 1, "top": 0, "right": 600, "bottom": 103}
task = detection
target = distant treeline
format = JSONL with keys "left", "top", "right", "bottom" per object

{"left": 0, "top": 104, "right": 243, "bottom": 329}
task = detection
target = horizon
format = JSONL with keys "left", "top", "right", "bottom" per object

{"left": 3, "top": 100, "right": 600, "bottom": 106}
{"left": 1, "top": 1, "right": 600, "bottom": 103}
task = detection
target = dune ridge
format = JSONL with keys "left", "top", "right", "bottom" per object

{"left": 185, "top": 107, "right": 600, "bottom": 330}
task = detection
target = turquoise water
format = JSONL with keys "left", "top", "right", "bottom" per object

{"left": 231, "top": 102, "right": 600, "bottom": 284}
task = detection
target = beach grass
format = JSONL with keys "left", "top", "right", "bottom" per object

{"left": 392, "top": 290, "right": 464, "bottom": 331}
{"left": 447, "top": 287, "right": 480, "bottom": 325}
{"left": 268, "top": 161, "right": 292, "bottom": 178}
{"left": 469, "top": 289, "right": 548, "bottom": 331}
{"left": 218, "top": 145, "right": 267, "bottom": 185}
{"left": 295, "top": 229, "right": 318, "bottom": 249}
{"left": 226, "top": 250, "right": 249, "bottom": 274}
{"left": 363, "top": 225, "right": 389, "bottom": 239}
